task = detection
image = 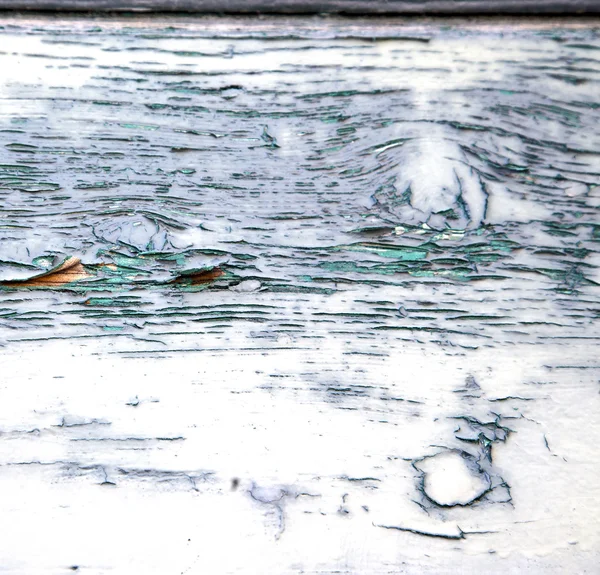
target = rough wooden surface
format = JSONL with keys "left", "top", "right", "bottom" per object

{"left": 0, "top": 0, "right": 599, "bottom": 14}
{"left": 0, "top": 14, "right": 599, "bottom": 574}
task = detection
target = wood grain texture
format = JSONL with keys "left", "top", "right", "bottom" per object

{"left": 0, "top": 0, "right": 599, "bottom": 14}
{"left": 0, "top": 14, "right": 599, "bottom": 574}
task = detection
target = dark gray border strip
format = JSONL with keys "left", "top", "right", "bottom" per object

{"left": 0, "top": 1, "right": 598, "bottom": 14}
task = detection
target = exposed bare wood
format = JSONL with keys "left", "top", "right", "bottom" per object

{"left": 0, "top": 0, "right": 598, "bottom": 14}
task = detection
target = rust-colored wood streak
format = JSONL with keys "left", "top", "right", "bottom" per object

{"left": 170, "top": 267, "right": 225, "bottom": 285}
{"left": 0, "top": 257, "right": 90, "bottom": 287}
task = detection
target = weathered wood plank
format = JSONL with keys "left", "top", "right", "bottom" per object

{"left": 0, "top": 14, "right": 598, "bottom": 574}
{"left": 0, "top": 0, "right": 599, "bottom": 14}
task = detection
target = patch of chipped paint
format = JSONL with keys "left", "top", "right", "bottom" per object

{"left": 414, "top": 450, "right": 491, "bottom": 507}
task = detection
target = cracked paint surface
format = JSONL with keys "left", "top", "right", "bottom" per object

{"left": 0, "top": 14, "right": 599, "bottom": 575}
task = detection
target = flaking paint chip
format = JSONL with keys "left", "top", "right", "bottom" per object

{"left": 414, "top": 450, "right": 491, "bottom": 507}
